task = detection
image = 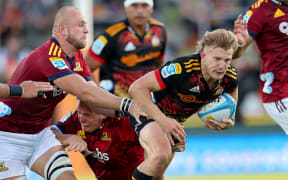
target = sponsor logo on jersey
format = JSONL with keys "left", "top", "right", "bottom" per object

{"left": 279, "top": 22, "right": 288, "bottom": 35}
{"left": 0, "top": 102, "right": 11, "bottom": 117}
{"left": 124, "top": 41, "right": 136, "bottom": 51}
{"left": 121, "top": 51, "right": 161, "bottom": 67}
{"left": 188, "top": 86, "right": 200, "bottom": 93}
{"left": 274, "top": 8, "right": 285, "bottom": 18}
{"left": 243, "top": 10, "right": 253, "bottom": 24}
{"left": 49, "top": 57, "right": 69, "bottom": 70}
{"left": 215, "top": 88, "right": 224, "bottom": 95}
{"left": 73, "top": 62, "right": 83, "bottom": 71}
{"left": 177, "top": 93, "right": 210, "bottom": 104}
{"left": 92, "top": 148, "right": 110, "bottom": 163}
{"left": 101, "top": 132, "right": 111, "bottom": 141}
{"left": 161, "top": 63, "right": 182, "bottom": 78}
{"left": 92, "top": 35, "right": 108, "bottom": 55}
{"left": 53, "top": 86, "right": 67, "bottom": 97}
{"left": 0, "top": 161, "right": 8, "bottom": 172}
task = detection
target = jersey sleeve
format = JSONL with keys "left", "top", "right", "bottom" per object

{"left": 88, "top": 33, "right": 113, "bottom": 64}
{"left": 223, "top": 65, "right": 239, "bottom": 93}
{"left": 55, "top": 111, "right": 80, "bottom": 134}
{"left": 243, "top": 3, "right": 267, "bottom": 39}
{"left": 154, "top": 58, "right": 187, "bottom": 90}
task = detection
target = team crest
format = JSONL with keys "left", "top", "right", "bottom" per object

{"left": 101, "top": 132, "right": 111, "bottom": 141}
{"left": 73, "top": 62, "right": 83, "bottom": 71}
{"left": 49, "top": 57, "right": 69, "bottom": 70}
{"left": 77, "top": 130, "right": 86, "bottom": 139}
{"left": 0, "top": 161, "right": 8, "bottom": 172}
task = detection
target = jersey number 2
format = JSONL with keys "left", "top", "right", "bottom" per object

{"left": 260, "top": 72, "right": 274, "bottom": 94}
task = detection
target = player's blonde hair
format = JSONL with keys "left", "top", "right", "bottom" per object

{"left": 195, "top": 29, "right": 238, "bottom": 53}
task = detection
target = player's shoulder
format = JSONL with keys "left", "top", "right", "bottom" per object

{"left": 176, "top": 54, "right": 201, "bottom": 73}
{"left": 105, "top": 20, "right": 127, "bottom": 37}
{"left": 224, "top": 64, "right": 239, "bottom": 81}
{"left": 149, "top": 17, "right": 165, "bottom": 27}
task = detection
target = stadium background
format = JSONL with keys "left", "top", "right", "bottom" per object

{"left": 1, "top": 0, "right": 288, "bottom": 179}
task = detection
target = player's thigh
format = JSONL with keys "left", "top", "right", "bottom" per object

{"left": 264, "top": 98, "right": 288, "bottom": 134}
{"left": 139, "top": 121, "right": 171, "bottom": 154}
{"left": 29, "top": 127, "right": 75, "bottom": 180}
{"left": 0, "top": 131, "right": 33, "bottom": 179}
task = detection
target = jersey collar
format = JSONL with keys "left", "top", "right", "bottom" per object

{"left": 125, "top": 19, "right": 150, "bottom": 39}
{"left": 271, "top": 0, "right": 288, "bottom": 7}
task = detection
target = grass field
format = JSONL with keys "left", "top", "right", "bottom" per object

{"left": 166, "top": 174, "right": 288, "bottom": 180}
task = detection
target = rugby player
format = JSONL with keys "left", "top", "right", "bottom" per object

{"left": 234, "top": 0, "right": 288, "bottom": 134}
{"left": 129, "top": 29, "right": 239, "bottom": 180}
{"left": 0, "top": 6, "right": 142, "bottom": 180}
{"left": 53, "top": 101, "right": 144, "bottom": 180}
{"left": 85, "top": 0, "right": 167, "bottom": 98}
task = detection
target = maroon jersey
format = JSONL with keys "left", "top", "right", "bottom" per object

{"left": 0, "top": 38, "right": 92, "bottom": 134}
{"left": 88, "top": 18, "right": 166, "bottom": 97}
{"left": 153, "top": 54, "right": 238, "bottom": 122}
{"left": 55, "top": 112, "right": 144, "bottom": 180}
{"left": 243, "top": 0, "right": 288, "bottom": 102}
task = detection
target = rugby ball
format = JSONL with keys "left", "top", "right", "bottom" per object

{"left": 198, "top": 93, "right": 236, "bottom": 122}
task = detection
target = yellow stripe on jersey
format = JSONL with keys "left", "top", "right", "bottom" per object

{"left": 226, "top": 68, "right": 237, "bottom": 75}
{"left": 149, "top": 17, "right": 165, "bottom": 27}
{"left": 184, "top": 63, "right": 200, "bottom": 68}
{"left": 106, "top": 22, "right": 127, "bottom": 37}
{"left": 225, "top": 73, "right": 237, "bottom": 80}
{"left": 184, "top": 59, "right": 199, "bottom": 65}
{"left": 48, "top": 42, "right": 55, "bottom": 56}
{"left": 186, "top": 67, "right": 201, "bottom": 72}
{"left": 252, "top": 0, "right": 268, "bottom": 9}
{"left": 58, "top": 48, "right": 62, "bottom": 57}
{"left": 53, "top": 45, "right": 59, "bottom": 56}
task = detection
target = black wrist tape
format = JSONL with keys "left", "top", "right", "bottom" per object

{"left": 9, "top": 84, "right": 23, "bottom": 97}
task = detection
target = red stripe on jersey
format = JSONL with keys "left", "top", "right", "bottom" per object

{"left": 87, "top": 49, "right": 106, "bottom": 64}
{"left": 154, "top": 69, "right": 166, "bottom": 90}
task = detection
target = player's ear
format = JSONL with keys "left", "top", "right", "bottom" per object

{"left": 58, "top": 24, "right": 68, "bottom": 36}
{"left": 200, "top": 51, "right": 205, "bottom": 59}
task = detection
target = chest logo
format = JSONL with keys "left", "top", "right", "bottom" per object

{"left": 188, "top": 86, "right": 200, "bottom": 93}
{"left": 101, "top": 132, "right": 111, "bottom": 141}
{"left": 124, "top": 41, "right": 136, "bottom": 51}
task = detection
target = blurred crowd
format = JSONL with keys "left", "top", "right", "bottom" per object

{"left": 0, "top": 0, "right": 269, "bottom": 125}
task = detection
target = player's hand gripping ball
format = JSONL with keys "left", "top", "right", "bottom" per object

{"left": 198, "top": 93, "right": 236, "bottom": 122}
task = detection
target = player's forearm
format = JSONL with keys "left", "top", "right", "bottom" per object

{"left": 129, "top": 87, "right": 166, "bottom": 122}
{"left": 0, "top": 83, "right": 10, "bottom": 98}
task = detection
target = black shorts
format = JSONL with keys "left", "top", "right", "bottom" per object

{"left": 129, "top": 115, "right": 155, "bottom": 136}
{"left": 129, "top": 115, "right": 179, "bottom": 144}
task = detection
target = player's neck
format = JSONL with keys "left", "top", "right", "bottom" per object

{"left": 130, "top": 23, "right": 147, "bottom": 37}
{"left": 53, "top": 36, "right": 77, "bottom": 58}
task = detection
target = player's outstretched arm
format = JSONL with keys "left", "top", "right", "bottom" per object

{"left": 51, "top": 127, "right": 92, "bottom": 155}
{"left": 0, "top": 81, "right": 53, "bottom": 98}
{"left": 233, "top": 14, "right": 253, "bottom": 59}
{"left": 53, "top": 73, "right": 142, "bottom": 118}
{"left": 129, "top": 71, "right": 186, "bottom": 146}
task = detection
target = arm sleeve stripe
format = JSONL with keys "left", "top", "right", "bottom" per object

{"left": 87, "top": 49, "right": 106, "bottom": 64}
{"left": 48, "top": 71, "right": 74, "bottom": 82}
{"left": 154, "top": 69, "right": 166, "bottom": 90}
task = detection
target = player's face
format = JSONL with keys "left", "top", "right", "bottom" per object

{"left": 125, "top": 3, "right": 153, "bottom": 27}
{"left": 201, "top": 46, "right": 233, "bottom": 82}
{"left": 78, "top": 107, "right": 106, "bottom": 133}
{"left": 66, "top": 11, "right": 88, "bottom": 49}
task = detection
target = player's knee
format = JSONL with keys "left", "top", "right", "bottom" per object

{"left": 149, "top": 146, "right": 172, "bottom": 168}
{"left": 44, "top": 151, "right": 75, "bottom": 180}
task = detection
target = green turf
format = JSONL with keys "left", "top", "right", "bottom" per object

{"left": 166, "top": 174, "right": 288, "bottom": 180}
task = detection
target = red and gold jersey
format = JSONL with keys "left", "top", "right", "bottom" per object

{"left": 55, "top": 112, "right": 144, "bottom": 180}
{"left": 0, "top": 38, "right": 92, "bottom": 134}
{"left": 243, "top": 0, "right": 288, "bottom": 102}
{"left": 153, "top": 54, "right": 238, "bottom": 122}
{"left": 88, "top": 18, "right": 166, "bottom": 97}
